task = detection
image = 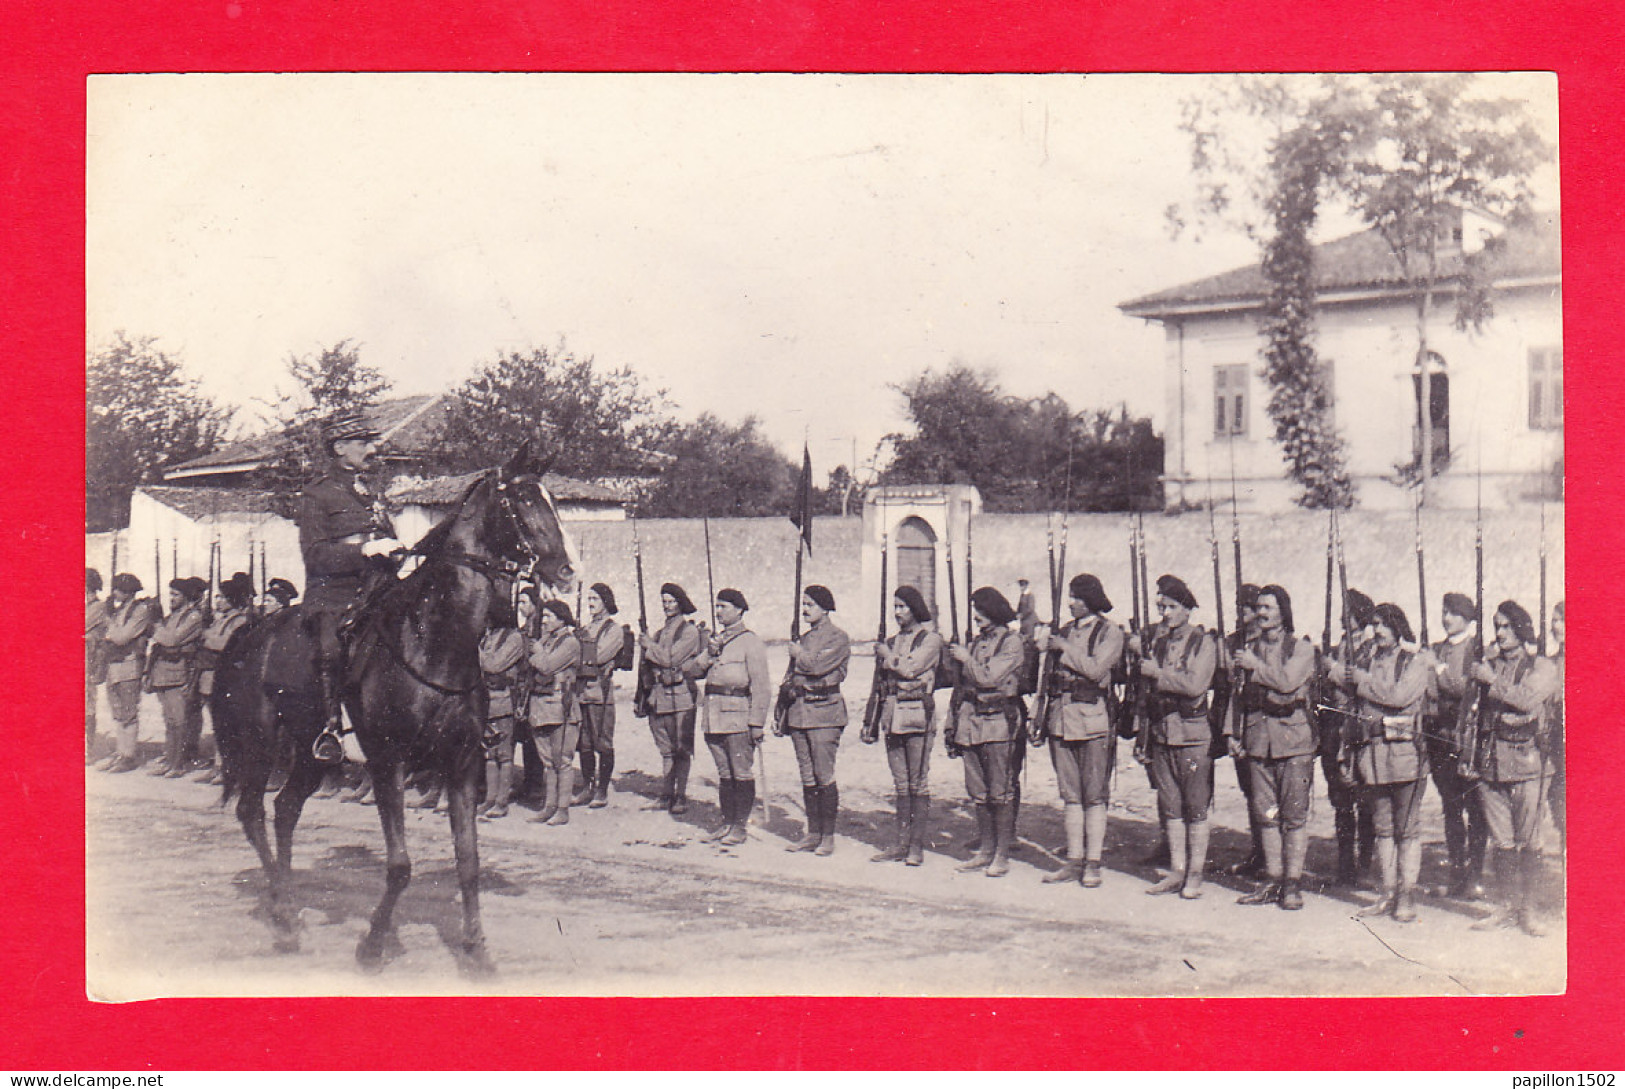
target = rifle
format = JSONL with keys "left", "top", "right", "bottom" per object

{"left": 1123, "top": 513, "right": 1150, "bottom": 755}
{"left": 1030, "top": 515, "right": 1067, "bottom": 746}
{"left": 942, "top": 518, "right": 964, "bottom": 758}
{"left": 258, "top": 541, "right": 268, "bottom": 601}
{"left": 1414, "top": 487, "right": 1430, "bottom": 646}
{"left": 1333, "top": 510, "right": 1360, "bottom": 783}
{"left": 1457, "top": 462, "right": 1490, "bottom": 779}
{"left": 153, "top": 539, "right": 163, "bottom": 618}
{"left": 772, "top": 516, "right": 808, "bottom": 735}
{"left": 631, "top": 519, "right": 654, "bottom": 719}
{"left": 1207, "top": 481, "right": 1237, "bottom": 753}
{"left": 110, "top": 530, "right": 119, "bottom": 586}
{"left": 703, "top": 516, "right": 718, "bottom": 634}
{"left": 1538, "top": 487, "right": 1548, "bottom": 656}
{"left": 860, "top": 532, "right": 889, "bottom": 744}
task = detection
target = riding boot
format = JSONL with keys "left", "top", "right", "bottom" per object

{"left": 1044, "top": 803, "right": 1086, "bottom": 883}
{"left": 481, "top": 763, "right": 512, "bottom": 820}
{"left": 905, "top": 793, "right": 928, "bottom": 866}
{"left": 1280, "top": 827, "right": 1308, "bottom": 910}
{"left": 1009, "top": 779, "right": 1022, "bottom": 855}
{"left": 573, "top": 751, "right": 597, "bottom": 806}
{"left": 872, "top": 793, "right": 912, "bottom": 862}
{"left": 722, "top": 780, "right": 753, "bottom": 846}
{"left": 706, "top": 779, "right": 736, "bottom": 842}
{"left": 1356, "top": 803, "right": 1377, "bottom": 887}
{"left": 1238, "top": 828, "right": 1284, "bottom": 904}
{"left": 1146, "top": 821, "right": 1187, "bottom": 895}
{"left": 312, "top": 658, "right": 346, "bottom": 764}
{"left": 1393, "top": 837, "right": 1422, "bottom": 922}
{"left": 1358, "top": 836, "right": 1398, "bottom": 917}
{"left": 532, "top": 769, "right": 560, "bottom": 824}
{"left": 1181, "top": 820, "right": 1210, "bottom": 899}
{"left": 787, "top": 785, "right": 823, "bottom": 851}
{"left": 815, "top": 783, "right": 838, "bottom": 855}
{"left": 477, "top": 758, "right": 499, "bottom": 815}
{"left": 984, "top": 802, "right": 1015, "bottom": 877}
{"left": 957, "top": 804, "right": 996, "bottom": 871}
{"left": 669, "top": 752, "right": 691, "bottom": 816}
{"left": 1334, "top": 808, "right": 1359, "bottom": 886}
{"left": 590, "top": 752, "right": 614, "bottom": 808}
{"left": 1473, "top": 847, "right": 1521, "bottom": 930}
{"left": 645, "top": 757, "right": 675, "bottom": 810}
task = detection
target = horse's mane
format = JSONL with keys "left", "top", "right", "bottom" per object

{"left": 408, "top": 470, "right": 492, "bottom": 560}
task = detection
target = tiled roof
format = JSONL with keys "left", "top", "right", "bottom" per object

{"left": 1119, "top": 211, "right": 1559, "bottom": 318}
{"left": 139, "top": 486, "right": 281, "bottom": 520}
{"left": 389, "top": 471, "right": 624, "bottom": 507}
{"left": 167, "top": 395, "right": 445, "bottom": 474}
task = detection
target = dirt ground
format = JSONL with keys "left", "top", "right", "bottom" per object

{"left": 85, "top": 648, "right": 1565, "bottom": 999}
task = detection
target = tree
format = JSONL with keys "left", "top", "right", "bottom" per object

{"left": 437, "top": 342, "right": 668, "bottom": 479}
{"left": 86, "top": 333, "right": 234, "bottom": 531}
{"left": 637, "top": 414, "right": 799, "bottom": 517}
{"left": 251, "top": 339, "right": 393, "bottom": 511}
{"left": 1178, "top": 74, "right": 1550, "bottom": 506}
{"left": 880, "top": 365, "right": 1162, "bottom": 511}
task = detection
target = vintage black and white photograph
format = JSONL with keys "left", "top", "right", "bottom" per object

{"left": 84, "top": 72, "right": 1563, "bottom": 999}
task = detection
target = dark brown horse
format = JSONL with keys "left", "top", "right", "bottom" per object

{"left": 213, "top": 444, "right": 575, "bottom": 973}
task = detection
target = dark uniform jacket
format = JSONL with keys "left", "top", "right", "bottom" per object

{"left": 147, "top": 603, "right": 204, "bottom": 691}
{"left": 298, "top": 467, "right": 395, "bottom": 610}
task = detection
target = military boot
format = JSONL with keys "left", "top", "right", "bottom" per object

{"left": 706, "top": 779, "right": 736, "bottom": 842}
{"left": 1357, "top": 836, "right": 1399, "bottom": 917}
{"left": 872, "top": 794, "right": 912, "bottom": 863}
{"left": 572, "top": 752, "right": 597, "bottom": 807}
{"left": 814, "top": 784, "right": 839, "bottom": 856}
{"left": 590, "top": 753, "right": 614, "bottom": 808}
{"left": 786, "top": 786, "right": 823, "bottom": 851}
{"left": 956, "top": 805, "right": 995, "bottom": 871}
{"left": 905, "top": 793, "right": 928, "bottom": 867}
{"left": 984, "top": 801, "right": 1016, "bottom": 877}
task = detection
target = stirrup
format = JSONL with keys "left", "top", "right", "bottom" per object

{"left": 312, "top": 730, "right": 345, "bottom": 764}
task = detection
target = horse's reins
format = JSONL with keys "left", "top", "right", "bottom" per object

{"left": 353, "top": 469, "right": 556, "bottom": 698}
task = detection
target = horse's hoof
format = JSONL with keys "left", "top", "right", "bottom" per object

{"left": 459, "top": 944, "right": 496, "bottom": 979}
{"left": 272, "top": 932, "right": 301, "bottom": 954}
{"left": 356, "top": 930, "right": 401, "bottom": 972}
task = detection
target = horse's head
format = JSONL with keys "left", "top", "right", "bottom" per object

{"left": 489, "top": 441, "right": 578, "bottom": 594}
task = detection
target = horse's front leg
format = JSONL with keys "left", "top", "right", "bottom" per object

{"left": 445, "top": 749, "right": 492, "bottom": 977}
{"left": 272, "top": 751, "right": 328, "bottom": 874}
{"left": 357, "top": 758, "right": 410, "bottom": 971}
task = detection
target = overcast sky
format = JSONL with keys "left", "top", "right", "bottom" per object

{"left": 86, "top": 72, "right": 1557, "bottom": 480}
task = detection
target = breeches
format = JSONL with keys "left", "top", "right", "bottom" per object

{"left": 1150, "top": 741, "right": 1213, "bottom": 823}
{"left": 578, "top": 701, "right": 615, "bottom": 754}
{"left": 962, "top": 739, "right": 1019, "bottom": 805}
{"left": 309, "top": 607, "right": 343, "bottom": 663}
{"left": 706, "top": 731, "right": 756, "bottom": 782}
{"left": 1049, "top": 736, "right": 1112, "bottom": 808}
{"left": 649, "top": 710, "right": 696, "bottom": 761}
{"left": 1367, "top": 778, "right": 1426, "bottom": 840}
{"left": 107, "top": 680, "right": 142, "bottom": 758}
{"left": 533, "top": 721, "right": 580, "bottom": 771}
{"left": 155, "top": 684, "right": 197, "bottom": 762}
{"left": 1481, "top": 777, "right": 1547, "bottom": 851}
{"left": 790, "top": 727, "right": 842, "bottom": 787}
{"left": 884, "top": 730, "right": 933, "bottom": 796}
{"left": 1249, "top": 754, "right": 1315, "bottom": 831}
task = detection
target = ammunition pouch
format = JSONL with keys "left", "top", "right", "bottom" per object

{"left": 1495, "top": 713, "right": 1540, "bottom": 744}
{"left": 1244, "top": 688, "right": 1304, "bottom": 717}
{"left": 970, "top": 688, "right": 1014, "bottom": 714}
{"left": 148, "top": 645, "right": 191, "bottom": 664}
{"left": 705, "top": 683, "right": 751, "bottom": 699}
{"left": 797, "top": 682, "right": 841, "bottom": 706}
{"left": 1148, "top": 692, "right": 1209, "bottom": 721}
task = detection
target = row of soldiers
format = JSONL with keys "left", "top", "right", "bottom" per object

{"left": 84, "top": 567, "right": 299, "bottom": 777}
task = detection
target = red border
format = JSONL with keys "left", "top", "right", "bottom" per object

{"left": 5, "top": 0, "right": 1623, "bottom": 1070}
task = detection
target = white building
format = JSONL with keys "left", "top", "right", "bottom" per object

{"left": 1119, "top": 210, "right": 1561, "bottom": 511}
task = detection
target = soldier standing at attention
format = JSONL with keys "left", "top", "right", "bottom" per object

{"left": 99, "top": 574, "right": 155, "bottom": 773}
{"left": 527, "top": 596, "right": 583, "bottom": 826}
{"left": 476, "top": 590, "right": 530, "bottom": 821}
{"left": 86, "top": 569, "right": 109, "bottom": 764}
{"left": 1016, "top": 578, "right": 1039, "bottom": 643}
{"left": 1335, "top": 603, "right": 1432, "bottom": 922}
{"left": 195, "top": 572, "right": 257, "bottom": 783}
{"left": 871, "top": 585, "right": 944, "bottom": 866}
{"left": 1224, "top": 585, "right": 1266, "bottom": 879}
{"left": 1039, "top": 573, "right": 1124, "bottom": 888}
{"left": 572, "top": 583, "right": 626, "bottom": 809}
{"left": 1322, "top": 589, "right": 1379, "bottom": 887}
{"left": 146, "top": 577, "right": 207, "bottom": 778}
{"left": 640, "top": 582, "right": 704, "bottom": 815}
{"left": 1468, "top": 600, "right": 1559, "bottom": 937}
{"left": 1131, "top": 575, "right": 1218, "bottom": 899}
{"left": 1231, "top": 585, "right": 1318, "bottom": 910}
{"left": 1428, "top": 592, "right": 1488, "bottom": 899}
{"left": 300, "top": 415, "right": 404, "bottom": 764}
{"left": 947, "top": 587, "right": 1025, "bottom": 877}
{"left": 694, "top": 588, "right": 772, "bottom": 847}
{"left": 782, "top": 585, "right": 852, "bottom": 856}
{"left": 1547, "top": 601, "right": 1565, "bottom": 857}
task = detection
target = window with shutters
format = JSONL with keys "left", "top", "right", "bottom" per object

{"left": 1528, "top": 347, "right": 1563, "bottom": 430}
{"left": 1214, "top": 364, "right": 1248, "bottom": 438}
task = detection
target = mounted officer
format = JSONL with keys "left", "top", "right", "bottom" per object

{"left": 300, "top": 414, "right": 405, "bottom": 764}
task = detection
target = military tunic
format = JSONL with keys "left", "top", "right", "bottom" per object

{"left": 1476, "top": 648, "right": 1559, "bottom": 850}
{"left": 645, "top": 615, "right": 704, "bottom": 785}
{"left": 1427, "top": 630, "right": 1488, "bottom": 881}
{"left": 880, "top": 623, "right": 945, "bottom": 796}
{"left": 1045, "top": 615, "right": 1124, "bottom": 808}
{"left": 697, "top": 622, "right": 772, "bottom": 780}
{"left": 1238, "top": 631, "right": 1317, "bottom": 831}
{"left": 297, "top": 468, "right": 395, "bottom": 612}
{"left": 101, "top": 596, "right": 155, "bottom": 763}
{"left": 785, "top": 616, "right": 851, "bottom": 788}
{"left": 147, "top": 602, "right": 204, "bottom": 769}
{"left": 1143, "top": 622, "right": 1218, "bottom": 823}
{"left": 86, "top": 595, "right": 108, "bottom": 742}
{"left": 1352, "top": 644, "right": 1432, "bottom": 839}
{"left": 480, "top": 626, "right": 527, "bottom": 763}
{"left": 576, "top": 616, "right": 625, "bottom": 756}
{"left": 528, "top": 626, "right": 582, "bottom": 773}
{"left": 952, "top": 625, "right": 1025, "bottom": 805}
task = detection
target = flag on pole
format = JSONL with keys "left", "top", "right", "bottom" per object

{"left": 788, "top": 443, "right": 814, "bottom": 554}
